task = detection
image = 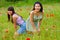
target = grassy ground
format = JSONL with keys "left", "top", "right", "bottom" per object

{"left": 0, "top": 2, "right": 60, "bottom": 40}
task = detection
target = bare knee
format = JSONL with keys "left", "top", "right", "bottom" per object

{"left": 14, "top": 32, "right": 19, "bottom": 36}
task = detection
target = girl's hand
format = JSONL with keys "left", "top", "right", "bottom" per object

{"left": 33, "top": 28, "right": 37, "bottom": 32}
{"left": 37, "top": 28, "right": 40, "bottom": 32}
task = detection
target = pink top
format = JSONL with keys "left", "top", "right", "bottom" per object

{"left": 13, "top": 14, "right": 24, "bottom": 25}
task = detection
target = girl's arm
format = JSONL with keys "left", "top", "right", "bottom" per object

{"left": 13, "top": 15, "right": 17, "bottom": 31}
{"left": 38, "top": 19, "right": 42, "bottom": 29}
{"left": 30, "top": 12, "right": 37, "bottom": 31}
{"left": 38, "top": 12, "right": 44, "bottom": 31}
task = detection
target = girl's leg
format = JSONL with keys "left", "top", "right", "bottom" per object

{"left": 13, "top": 22, "right": 26, "bottom": 39}
{"left": 13, "top": 26, "right": 26, "bottom": 39}
{"left": 13, "top": 32, "right": 19, "bottom": 39}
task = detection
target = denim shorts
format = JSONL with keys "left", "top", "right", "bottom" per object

{"left": 17, "top": 22, "right": 26, "bottom": 34}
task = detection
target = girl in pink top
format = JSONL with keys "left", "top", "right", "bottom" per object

{"left": 7, "top": 6, "right": 26, "bottom": 38}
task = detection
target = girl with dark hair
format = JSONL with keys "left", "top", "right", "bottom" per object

{"left": 26, "top": 2, "right": 44, "bottom": 34}
{"left": 7, "top": 6, "right": 26, "bottom": 38}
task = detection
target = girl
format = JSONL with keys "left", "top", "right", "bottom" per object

{"left": 7, "top": 6, "right": 26, "bottom": 38}
{"left": 26, "top": 2, "right": 43, "bottom": 33}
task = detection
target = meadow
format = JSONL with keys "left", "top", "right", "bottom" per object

{"left": 0, "top": 0, "right": 60, "bottom": 40}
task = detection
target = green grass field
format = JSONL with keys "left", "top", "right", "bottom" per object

{"left": 0, "top": 1, "right": 60, "bottom": 40}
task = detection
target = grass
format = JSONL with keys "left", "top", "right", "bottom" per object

{"left": 0, "top": 2, "right": 60, "bottom": 40}
{"left": 0, "top": 0, "right": 60, "bottom": 7}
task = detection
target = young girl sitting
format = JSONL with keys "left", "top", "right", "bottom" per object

{"left": 26, "top": 2, "right": 44, "bottom": 34}
{"left": 7, "top": 6, "right": 26, "bottom": 38}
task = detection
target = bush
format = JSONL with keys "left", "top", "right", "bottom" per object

{"left": 6, "top": 0, "right": 24, "bottom": 2}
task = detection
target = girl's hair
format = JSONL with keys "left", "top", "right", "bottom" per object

{"left": 33, "top": 1, "right": 43, "bottom": 12}
{"left": 7, "top": 6, "right": 23, "bottom": 23}
{"left": 7, "top": 6, "right": 15, "bottom": 23}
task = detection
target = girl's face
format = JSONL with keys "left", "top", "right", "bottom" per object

{"left": 8, "top": 11, "right": 12, "bottom": 15}
{"left": 35, "top": 4, "right": 41, "bottom": 12}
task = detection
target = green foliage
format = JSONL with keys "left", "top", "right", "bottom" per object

{"left": 6, "top": 0, "right": 23, "bottom": 2}
{"left": 0, "top": 3, "right": 60, "bottom": 40}
{"left": 0, "top": 0, "right": 60, "bottom": 7}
